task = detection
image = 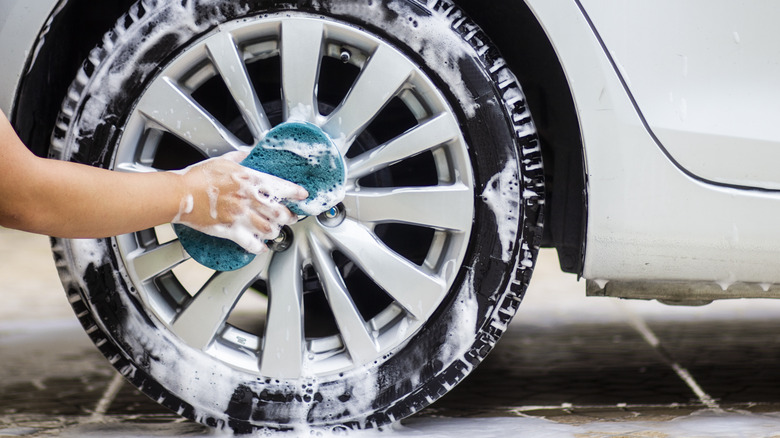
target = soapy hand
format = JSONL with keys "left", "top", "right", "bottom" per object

{"left": 172, "top": 151, "right": 308, "bottom": 254}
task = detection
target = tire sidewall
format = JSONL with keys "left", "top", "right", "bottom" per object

{"left": 51, "top": 0, "right": 539, "bottom": 431}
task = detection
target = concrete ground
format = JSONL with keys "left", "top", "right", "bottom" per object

{"left": 2, "top": 227, "right": 780, "bottom": 437}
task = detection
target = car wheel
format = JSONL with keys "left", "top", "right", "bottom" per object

{"left": 49, "top": 0, "right": 544, "bottom": 432}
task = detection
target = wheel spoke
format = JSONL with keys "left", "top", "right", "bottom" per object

{"left": 347, "top": 113, "right": 461, "bottom": 180}
{"left": 260, "top": 246, "right": 305, "bottom": 378}
{"left": 308, "top": 231, "right": 378, "bottom": 364}
{"left": 342, "top": 183, "right": 473, "bottom": 232}
{"left": 126, "top": 240, "right": 189, "bottom": 282}
{"left": 280, "top": 19, "right": 324, "bottom": 122}
{"left": 206, "top": 31, "right": 271, "bottom": 140}
{"left": 323, "top": 44, "right": 414, "bottom": 153}
{"left": 321, "top": 220, "right": 446, "bottom": 320}
{"left": 170, "top": 255, "right": 266, "bottom": 350}
{"left": 114, "top": 162, "right": 159, "bottom": 174}
{"left": 137, "top": 77, "right": 243, "bottom": 157}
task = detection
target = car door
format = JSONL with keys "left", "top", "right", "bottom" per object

{"left": 579, "top": 0, "right": 780, "bottom": 190}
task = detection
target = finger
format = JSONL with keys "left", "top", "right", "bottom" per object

{"left": 230, "top": 227, "right": 268, "bottom": 255}
{"left": 249, "top": 214, "right": 278, "bottom": 239}
{"left": 265, "top": 206, "right": 299, "bottom": 228}
{"left": 253, "top": 197, "right": 299, "bottom": 225}
{"left": 278, "top": 206, "right": 300, "bottom": 225}
{"left": 244, "top": 237, "right": 268, "bottom": 255}
{"left": 248, "top": 170, "right": 309, "bottom": 201}
{"left": 238, "top": 236, "right": 268, "bottom": 255}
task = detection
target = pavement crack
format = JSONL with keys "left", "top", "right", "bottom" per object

{"left": 88, "top": 373, "right": 125, "bottom": 422}
{"left": 614, "top": 300, "right": 721, "bottom": 410}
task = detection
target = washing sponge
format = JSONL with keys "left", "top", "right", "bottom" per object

{"left": 174, "top": 121, "right": 346, "bottom": 271}
{"left": 244, "top": 122, "right": 346, "bottom": 216}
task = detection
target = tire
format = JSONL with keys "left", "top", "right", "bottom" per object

{"left": 50, "top": 0, "right": 544, "bottom": 432}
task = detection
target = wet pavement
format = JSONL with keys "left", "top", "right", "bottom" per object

{"left": 3, "top": 227, "right": 780, "bottom": 437}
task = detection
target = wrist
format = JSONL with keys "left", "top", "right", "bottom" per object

{"left": 167, "top": 170, "right": 192, "bottom": 224}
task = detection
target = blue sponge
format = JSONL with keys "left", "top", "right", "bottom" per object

{"left": 243, "top": 122, "right": 346, "bottom": 215}
{"left": 172, "top": 224, "right": 255, "bottom": 271}
{"left": 174, "top": 121, "right": 346, "bottom": 271}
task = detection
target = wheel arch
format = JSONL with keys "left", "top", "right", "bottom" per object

{"left": 11, "top": 0, "right": 136, "bottom": 158}
{"left": 457, "top": 0, "right": 587, "bottom": 275}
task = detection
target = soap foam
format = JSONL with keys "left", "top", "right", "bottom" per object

{"left": 481, "top": 161, "right": 521, "bottom": 263}
{"left": 176, "top": 121, "right": 346, "bottom": 271}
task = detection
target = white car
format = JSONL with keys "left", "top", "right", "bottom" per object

{"left": 3, "top": 0, "right": 778, "bottom": 432}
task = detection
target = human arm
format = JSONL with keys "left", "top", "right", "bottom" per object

{"left": 0, "top": 110, "right": 306, "bottom": 252}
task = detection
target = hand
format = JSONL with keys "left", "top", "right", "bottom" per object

{"left": 172, "top": 152, "right": 308, "bottom": 254}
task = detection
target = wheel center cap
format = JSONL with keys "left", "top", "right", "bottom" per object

{"left": 242, "top": 121, "right": 346, "bottom": 216}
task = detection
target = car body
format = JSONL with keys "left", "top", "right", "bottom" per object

{"left": 3, "top": 0, "right": 779, "bottom": 430}
{"left": 530, "top": 1, "right": 780, "bottom": 298}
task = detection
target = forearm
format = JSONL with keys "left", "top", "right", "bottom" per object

{"left": 19, "top": 159, "right": 183, "bottom": 238}
{"left": 5, "top": 157, "right": 184, "bottom": 238}
{"left": 0, "top": 107, "right": 184, "bottom": 238}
